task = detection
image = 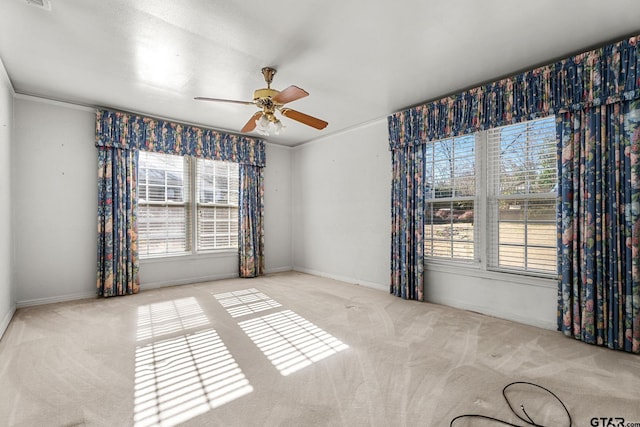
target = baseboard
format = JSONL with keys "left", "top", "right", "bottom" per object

{"left": 265, "top": 266, "right": 293, "bottom": 274}
{"left": 0, "top": 305, "right": 16, "bottom": 340}
{"left": 140, "top": 272, "right": 239, "bottom": 290}
{"left": 14, "top": 271, "right": 283, "bottom": 307}
{"left": 428, "top": 295, "right": 556, "bottom": 331}
{"left": 16, "top": 291, "right": 97, "bottom": 308}
{"left": 143, "top": 268, "right": 294, "bottom": 288}
{"left": 292, "top": 267, "right": 388, "bottom": 292}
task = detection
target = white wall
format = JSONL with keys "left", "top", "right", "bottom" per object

{"left": 0, "top": 58, "right": 15, "bottom": 338}
{"left": 264, "top": 143, "right": 292, "bottom": 273}
{"left": 292, "top": 120, "right": 391, "bottom": 290}
{"left": 13, "top": 96, "right": 98, "bottom": 306}
{"left": 12, "top": 96, "right": 293, "bottom": 304}
{"left": 291, "top": 118, "right": 557, "bottom": 329}
{"left": 424, "top": 264, "right": 557, "bottom": 330}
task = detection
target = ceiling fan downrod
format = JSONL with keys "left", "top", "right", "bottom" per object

{"left": 261, "top": 67, "right": 276, "bottom": 88}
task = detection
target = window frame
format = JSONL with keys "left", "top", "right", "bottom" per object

{"left": 137, "top": 151, "right": 240, "bottom": 260}
{"left": 137, "top": 152, "right": 192, "bottom": 258}
{"left": 423, "top": 134, "right": 478, "bottom": 263}
{"left": 424, "top": 116, "right": 558, "bottom": 279}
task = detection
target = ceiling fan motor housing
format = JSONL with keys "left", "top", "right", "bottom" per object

{"left": 253, "top": 88, "right": 279, "bottom": 102}
{"left": 254, "top": 87, "right": 280, "bottom": 117}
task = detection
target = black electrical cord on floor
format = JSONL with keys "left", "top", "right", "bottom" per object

{"left": 449, "top": 381, "right": 572, "bottom": 427}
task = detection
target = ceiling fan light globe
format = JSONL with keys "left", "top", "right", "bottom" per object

{"left": 273, "top": 120, "right": 283, "bottom": 135}
{"left": 255, "top": 113, "right": 271, "bottom": 135}
{"left": 256, "top": 124, "right": 269, "bottom": 136}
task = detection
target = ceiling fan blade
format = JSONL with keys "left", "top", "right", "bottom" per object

{"left": 272, "top": 86, "right": 309, "bottom": 105}
{"left": 280, "top": 108, "right": 328, "bottom": 130}
{"left": 241, "top": 112, "right": 263, "bottom": 133}
{"left": 194, "top": 96, "right": 254, "bottom": 106}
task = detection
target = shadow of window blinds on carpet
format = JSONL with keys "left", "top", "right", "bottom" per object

{"left": 134, "top": 298, "right": 253, "bottom": 427}
{"left": 213, "top": 288, "right": 349, "bottom": 376}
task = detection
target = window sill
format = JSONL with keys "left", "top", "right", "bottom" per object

{"left": 424, "top": 259, "right": 556, "bottom": 289}
{"left": 140, "top": 250, "right": 238, "bottom": 265}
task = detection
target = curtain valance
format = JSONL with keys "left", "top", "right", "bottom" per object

{"left": 95, "top": 109, "right": 266, "bottom": 167}
{"left": 388, "top": 35, "right": 640, "bottom": 149}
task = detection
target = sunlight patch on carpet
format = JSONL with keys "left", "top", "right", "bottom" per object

{"left": 212, "top": 288, "right": 282, "bottom": 318}
{"left": 238, "top": 310, "right": 348, "bottom": 376}
{"left": 137, "top": 297, "right": 209, "bottom": 341}
{"left": 134, "top": 329, "right": 253, "bottom": 427}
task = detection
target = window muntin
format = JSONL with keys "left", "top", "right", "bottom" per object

{"left": 137, "top": 152, "right": 239, "bottom": 259}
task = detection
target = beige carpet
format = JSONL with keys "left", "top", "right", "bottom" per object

{"left": 0, "top": 271, "right": 639, "bottom": 426}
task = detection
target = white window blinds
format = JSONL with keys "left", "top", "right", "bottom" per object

{"left": 195, "top": 159, "right": 239, "bottom": 251}
{"left": 138, "top": 151, "right": 191, "bottom": 257}
{"left": 486, "top": 116, "right": 557, "bottom": 274}
{"left": 137, "top": 153, "right": 240, "bottom": 258}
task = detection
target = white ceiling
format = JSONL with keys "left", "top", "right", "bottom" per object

{"left": 1, "top": 0, "right": 639, "bottom": 146}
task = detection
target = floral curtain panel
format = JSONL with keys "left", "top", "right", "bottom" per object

{"left": 390, "top": 144, "right": 427, "bottom": 300}
{"left": 97, "top": 146, "right": 139, "bottom": 297}
{"left": 557, "top": 100, "right": 640, "bottom": 353}
{"left": 95, "top": 109, "right": 266, "bottom": 296}
{"left": 239, "top": 165, "right": 265, "bottom": 278}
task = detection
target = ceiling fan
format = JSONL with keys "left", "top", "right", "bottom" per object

{"left": 194, "top": 67, "right": 328, "bottom": 136}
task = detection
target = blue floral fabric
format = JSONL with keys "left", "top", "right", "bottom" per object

{"left": 239, "top": 165, "right": 265, "bottom": 278}
{"left": 557, "top": 100, "right": 640, "bottom": 353}
{"left": 96, "top": 109, "right": 265, "bottom": 167}
{"left": 390, "top": 144, "right": 427, "bottom": 300}
{"left": 97, "top": 147, "right": 139, "bottom": 297}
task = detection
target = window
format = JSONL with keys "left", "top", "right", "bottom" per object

{"left": 138, "top": 152, "right": 190, "bottom": 257}
{"left": 196, "top": 158, "right": 239, "bottom": 251}
{"left": 137, "top": 151, "right": 239, "bottom": 258}
{"left": 487, "top": 117, "right": 557, "bottom": 274}
{"left": 424, "top": 134, "right": 476, "bottom": 261}
{"left": 424, "top": 116, "right": 557, "bottom": 276}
